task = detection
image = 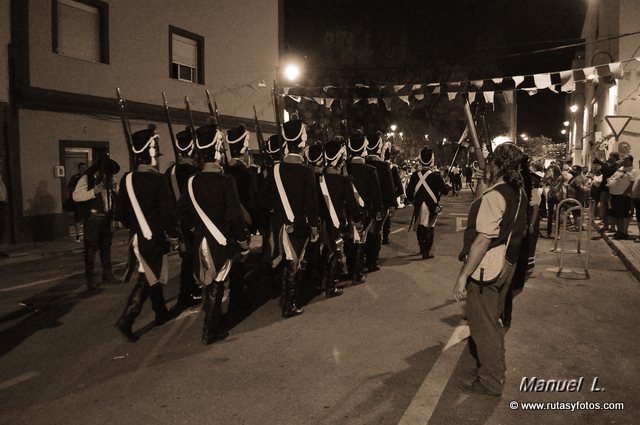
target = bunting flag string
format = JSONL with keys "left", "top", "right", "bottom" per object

{"left": 281, "top": 57, "right": 639, "bottom": 106}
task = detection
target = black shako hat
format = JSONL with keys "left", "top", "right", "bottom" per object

{"left": 419, "top": 147, "right": 434, "bottom": 166}
{"left": 282, "top": 118, "right": 307, "bottom": 152}
{"left": 265, "top": 134, "right": 282, "bottom": 155}
{"left": 131, "top": 125, "right": 160, "bottom": 165}
{"left": 227, "top": 125, "right": 250, "bottom": 158}
{"left": 195, "top": 123, "right": 223, "bottom": 162}
{"left": 305, "top": 141, "right": 323, "bottom": 165}
{"left": 175, "top": 127, "right": 195, "bottom": 157}
{"left": 348, "top": 130, "right": 367, "bottom": 155}
{"left": 325, "top": 138, "right": 345, "bottom": 166}
{"left": 366, "top": 131, "right": 383, "bottom": 155}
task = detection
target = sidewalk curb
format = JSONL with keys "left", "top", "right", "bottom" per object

{"left": 594, "top": 225, "right": 640, "bottom": 283}
{"left": 0, "top": 240, "right": 129, "bottom": 267}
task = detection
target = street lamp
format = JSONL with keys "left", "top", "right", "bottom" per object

{"left": 563, "top": 121, "right": 570, "bottom": 127}
{"left": 390, "top": 124, "right": 397, "bottom": 132}
{"left": 283, "top": 64, "right": 300, "bottom": 82}
{"left": 570, "top": 104, "right": 579, "bottom": 113}
{"left": 561, "top": 129, "right": 567, "bottom": 135}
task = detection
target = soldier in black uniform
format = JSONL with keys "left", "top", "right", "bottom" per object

{"left": 72, "top": 157, "right": 121, "bottom": 289}
{"left": 165, "top": 127, "right": 200, "bottom": 309}
{"left": 115, "top": 125, "right": 179, "bottom": 342}
{"left": 259, "top": 117, "right": 319, "bottom": 318}
{"left": 225, "top": 124, "right": 259, "bottom": 312}
{"left": 179, "top": 122, "right": 250, "bottom": 345}
{"left": 303, "top": 141, "right": 326, "bottom": 290}
{"left": 317, "top": 137, "right": 362, "bottom": 296}
{"left": 345, "top": 130, "right": 383, "bottom": 285}
{"left": 382, "top": 141, "right": 405, "bottom": 244}
{"left": 406, "top": 148, "right": 450, "bottom": 259}
{"left": 365, "top": 131, "right": 397, "bottom": 272}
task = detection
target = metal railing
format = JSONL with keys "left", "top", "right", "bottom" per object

{"left": 549, "top": 198, "right": 591, "bottom": 278}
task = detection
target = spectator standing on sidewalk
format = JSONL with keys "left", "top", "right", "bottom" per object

{"left": 542, "top": 164, "right": 565, "bottom": 238}
{"left": 631, "top": 158, "right": 640, "bottom": 243}
{"left": 67, "top": 162, "right": 88, "bottom": 242}
{"left": 598, "top": 152, "right": 621, "bottom": 232}
{"left": 607, "top": 154, "right": 634, "bottom": 240}
{"left": 0, "top": 157, "right": 8, "bottom": 258}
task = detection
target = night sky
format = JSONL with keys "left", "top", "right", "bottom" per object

{"left": 284, "top": 0, "right": 588, "bottom": 140}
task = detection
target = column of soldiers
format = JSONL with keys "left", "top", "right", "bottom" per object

{"left": 113, "top": 115, "right": 406, "bottom": 345}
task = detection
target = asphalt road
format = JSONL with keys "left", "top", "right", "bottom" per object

{"left": 0, "top": 188, "right": 638, "bottom": 425}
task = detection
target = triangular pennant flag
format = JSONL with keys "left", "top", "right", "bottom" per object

{"left": 415, "top": 94, "right": 425, "bottom": 100}
{"left": 447, "top": 92, "right": 457, "bottom": 101}
{"left": 326, "top": 98, "right": 335, "bottom": 109}
{"left": 471, "top": 80, "right": 483, "bottom": 89}
{"left": 393, "top": 85, "right": 404, "bottom": 92}
{"left": 313, "top": 97, "right": 325, "bottom": 105}
{"left": 356, "top": 84, "right": 370, "bottom": 88}
{"left": 492, "top": 78, "right": 503, "bottom": 85}
{"left": 513, "top": 76, "right": 525, "bottom": 87}
{"left": 433, "top": 85, "right": 441, "bottom": 94}
{"left": 468, "top": 92, "right": 476, "bottom": 103}
{"left": 583, "top": 66, "right": 596, "bottom": 81}
{"left": 399, "top": 95, "right": 410, "bottom": 105}
{"left": 609, "top": 62, "right": 623, "bottom": 78}
{"left": 559, "top": 71, "right": 573, "bottom": 82}
{"left": 412, "top": 84, "right": 422, "bottom": 91}
{"left": 483, "top": 91, "right": 495, "bottom": 103}
{"left": 525, "top": 88, "right": 537, "bottom": 96}
{"left": 549, "top": 85, "right": 559, "bottom": 93}
{"left": 534, "top": 73, "right": 552, "bottom": 89}
{"left": 368, "top": 98, "right": 377, "bottom": 104}
{"left": 382, "top": 98, "right": 392, "bottom": 110}
{"left": 561, "top": 79, "right": 575, "bottom": 93}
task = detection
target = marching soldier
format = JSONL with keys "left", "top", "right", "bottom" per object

{"left": 345, "top": 130, "right": 383, "bottom": 285}
{"left": 406, "top": 148, "right": 450, "bottom": 259}
{"left": 317, "top": 137, "right": 362, "bottom": 296}
{"left": 225, "top": 124, "right": 259, "bottom": 312}
{"left": 365, "top": 131, "right": 397, "bottom": 272}
{"left": 179, "top": 121, "right": 250, "bottom": 345}
{"left": 115, "top": 125, "right": 179, "bottom": 342}
{"left": 72, "top": 157, "right": 121, "bottom": 289}
{"left": 303, "top": 141, "right": 326, "bottom": 290}
{"left": 382, "top": 141, "right": 405, "bottom": 244}
{"left": 259, "top": 117, "right": 319, "bottom": 318}
{"left": 165, "top": 127, "right": 201, "bottom": 309}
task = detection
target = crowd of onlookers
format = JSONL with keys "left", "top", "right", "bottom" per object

{"left": 539, "top": 152, "right": 640, "bottom": 242}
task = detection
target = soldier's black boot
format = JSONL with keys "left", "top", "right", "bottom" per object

{"left": 202, "top": 282, "right": 228, "bottom": 345}
{"left": 382, "top": 217, "right": 391, "bottom": 244}
{"left": 100, "top": 246, "right": 121, "bottom": 284}
{"left": 281, "top": 261, "right": 304, "bottom": 318}
{"left": 115, "top": 276, "right": 149, "bottom": 342}
{"left": 148, "top": 283, "right": 171, "bottom": 325}
{"left": 417, "top": 226, "right": 434, "bottom": 259}
{"left": 324, "top": 255, "right": 344, "bottom": 298}
{"left": 352, "top": 244, "right": 366, "bottom": 285}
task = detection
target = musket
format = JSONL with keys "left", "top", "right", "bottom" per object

{"left": 205, "top": 90, "right": 234, "bottom": 165}
{"left": 115, "top": 88, "right": 135, "bottom": 168}
{"left": 272, "top": 80, "right": 283, "bottom": 139}
{"left": 162, "top": 91, "right": 180, "bottom": 164}
{"left": 463, "top": 96, "right": 486, "bottom": 171}
{"left": 183, "top": 95, "right": 198, "bottom": 147}
{"left": 253, "top": 105, "right": 272, "bottom": 168}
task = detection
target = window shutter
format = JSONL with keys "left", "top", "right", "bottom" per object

{"left": 172, "top": 34, "right": 197, "bottom": 68}
{"left": 57, "top": 0, "right": 100, "bottom": 62}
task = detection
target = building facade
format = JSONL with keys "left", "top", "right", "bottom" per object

{"left": 4, "top": 0, "right": 281, "bottom": 242}
{"left": 572, "top": 0, "right": 640, "bottom": 166}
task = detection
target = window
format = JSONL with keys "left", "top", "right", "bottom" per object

{"left": 169, "top": 26, "right": 204, "bottom": 84}
{"left": 52, "top": 0, "right": 109, "bottom": 63}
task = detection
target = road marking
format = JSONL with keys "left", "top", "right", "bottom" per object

{"left": 0, "top": 262, "right": 128, "bottom": 293}
{"left": 398, "top": 322, "right": 469, "bottom": 425}
{"left": 0, "top": 371, "right": 40, "bottom": 391}
{"left": 391, "top": 226, "right": 408, "bottom": 234}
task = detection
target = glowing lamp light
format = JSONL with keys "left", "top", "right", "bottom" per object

{"left": 390, "top": 124, "right": 397, "bottom": 132}
{"left": 283, "top": 64, "right": 300, "bottom": 81}
{"left": 492, "top": 136, "right": 511, "bottom": 149}
{"left": 570, "top": 105, "right": 578, "bottom": 113}
{"left": 563, "top": 121, "right": 570, "bottom": 127}
{"left": 399, "top": 132, "right": 403, "bottom": 137}
{"left": 561, "top": 129, "right": 567, "bottom": 135}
